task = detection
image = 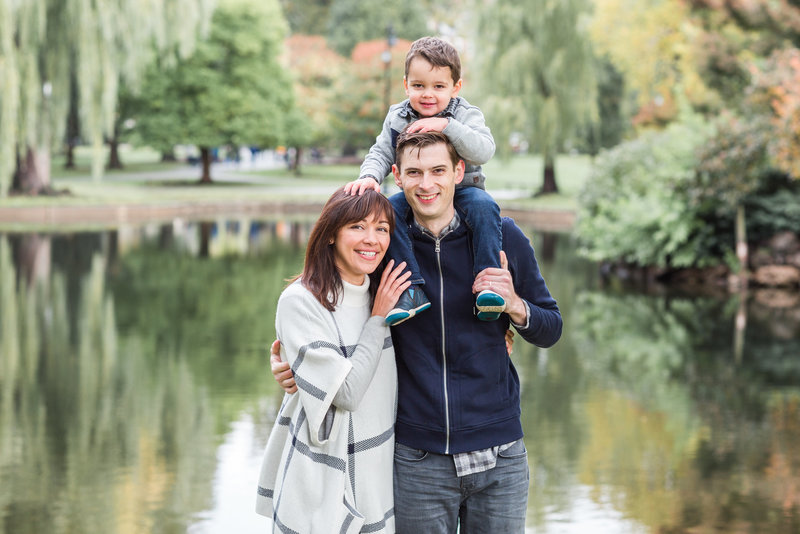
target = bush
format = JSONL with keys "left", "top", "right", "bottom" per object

{"left": 745, "top": 178, "right": 800, "bottom": 243}
{"left": 576, "top": 115, "right": 715, "bottom": 268}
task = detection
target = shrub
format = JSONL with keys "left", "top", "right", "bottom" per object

{"left": 576, "top": 114, "right": 715, "bottom": 268}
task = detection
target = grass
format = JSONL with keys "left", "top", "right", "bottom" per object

{"left": 50, "top": 145, "right": 180, "bottom": 180}
{"left": 483, "top": 153, "right": 593, "bottom": 211}
{"left": 6, "top": 145, "right": 593, "bottom": 211}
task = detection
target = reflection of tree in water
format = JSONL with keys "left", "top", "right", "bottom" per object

{"left": 108, "top": 225, "right": 305, "bottom": 398}
{"left": 0, "top": 236, "right": 216, "bottom": 534}
{"left": 571, "top": 289, "right": 800, "bottom": 532}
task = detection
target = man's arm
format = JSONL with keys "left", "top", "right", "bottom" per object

{"left": 271, "top": 329, "right": 519, "bottom": 394}
{"left": 473, "top": 220, "right": 562, "bottom": 348}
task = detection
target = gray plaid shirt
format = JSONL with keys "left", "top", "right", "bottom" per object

{"left": 453, "top": 440, "right": 521, "bottom": 477}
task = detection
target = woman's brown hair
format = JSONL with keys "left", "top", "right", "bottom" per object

{"left": 299, "top": 187, "right": 395, "bottom": 311}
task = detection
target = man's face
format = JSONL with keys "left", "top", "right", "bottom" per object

{"left": 392, "top": 142, "right": 464, "bottom": 234}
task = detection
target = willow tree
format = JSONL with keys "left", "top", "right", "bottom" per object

{"left": 0, "top": 0, "right": 214, "bottom": 197}
{"left": 475, "top": 0, "right": 597, "bottom": 194}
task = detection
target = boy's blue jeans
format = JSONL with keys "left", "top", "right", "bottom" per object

{"left": 388, "top": 186, "right": 502, "bottom": 286}
{"left": 393, "top": 440, "right": 529, "bottom": 533}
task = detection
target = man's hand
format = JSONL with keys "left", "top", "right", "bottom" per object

{"left": 505, "top": 329, "right": 515, "bottom": 356}
{"left": 344, "top": 177, "right": 381, "bottom": 195}
{"left": 270, "top": 340, "right": 297, "bottom": 394}
{"left": 473, "top": 251, "right": 527, "bottom": 325}
{"left": 407, "top": 117, "right": 448, "bottom": 133}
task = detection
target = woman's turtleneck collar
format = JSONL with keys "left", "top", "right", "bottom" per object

{"left": 340, "top": 275, "right": 370, "bottom": 308}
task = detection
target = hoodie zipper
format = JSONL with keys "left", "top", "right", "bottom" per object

{"left": 435, "top": 236, "right": 450, "bottom": 454}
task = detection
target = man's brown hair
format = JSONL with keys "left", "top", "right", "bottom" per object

{"left": 395, "top": 130, "right": 461, "bottom": 171}
{"left": 404, "top": 37, "right": 461, "bottom": 85}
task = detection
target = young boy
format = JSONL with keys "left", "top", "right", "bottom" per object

{"left": 344, "top": 36, "right": 505, "bottom": 326}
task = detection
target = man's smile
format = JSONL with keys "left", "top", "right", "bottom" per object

{"left": 417, "top": 193, "right": 439, "bottom": 203}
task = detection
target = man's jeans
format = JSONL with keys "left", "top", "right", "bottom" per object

{"left": 393, "top": 440, "right": 529, "bottom": 533}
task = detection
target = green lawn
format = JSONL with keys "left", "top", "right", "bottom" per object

{"left": 50, "top": 145, "right": 180, "bottom": 179}
{"left": 12, "top": 146, "right": 593, "bottom": 211}
{"left": 483, "top": 153, "right": 593, "bottom": 211}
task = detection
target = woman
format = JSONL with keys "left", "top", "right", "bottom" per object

{"left": 256, "top": 188, "right": 410, "bottom": 533}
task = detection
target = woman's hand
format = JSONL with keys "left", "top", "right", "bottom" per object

{"left": 372, "top": 260, "right": 412, "bottom": 318}
{"left": 270, "top": 340, "right": 297, "bottom": 394}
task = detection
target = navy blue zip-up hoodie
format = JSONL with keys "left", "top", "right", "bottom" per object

{"left": 392, "top": 216, "right": 562, "bottom": 455}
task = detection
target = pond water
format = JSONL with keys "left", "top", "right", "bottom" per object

{"left": 1, "top": 218, "right": 799, "bottom": 534}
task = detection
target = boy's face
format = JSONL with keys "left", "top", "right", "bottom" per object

{"left": 403, "top": 58, "right": 463, "bottom": 118}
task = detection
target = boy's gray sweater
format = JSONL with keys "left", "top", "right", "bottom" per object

{"left": 359, "top": 96, "right": 495, "bottom": 189}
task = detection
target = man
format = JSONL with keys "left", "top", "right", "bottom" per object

{"left": 272, "top": 131, "right": 562, "bottom": 533}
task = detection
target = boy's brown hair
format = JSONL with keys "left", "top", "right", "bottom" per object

{"left": 404, "top": 37, "right": 462, "bottom": 85}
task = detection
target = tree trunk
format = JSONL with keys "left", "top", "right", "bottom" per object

{"left": 161, "top": 150, "right": 177, "bottom": 162}
{"left": 199, "top": 147, "right": 213, "bottom": 184}
{"left": 107, "top": 136, "right": 123, "bottom": 169}
{"left": 104, "top": 230, "right": 120, "bottom": 274}
{"left": 199, "top": 222, "right": 213, "bottom": 258}
{"left": 65, "top": 143, "right": 76, "bottom": 169}
{"left": 65, "top": 72, "right": 80, "bottom": 170}
{"left": 16, "top": 234, "right": 52, "bottom": 287}
{"left": 292, "top": 146, "right": 302, "bottom": 176}
{"left": 735, "top": 204, "right": 748, "bottom": 274}
{"left": 733, "top": 290, "right": 747, "bottom": 366}
{"left": 539, "top": 153, "right": 559, "bottom": 195}
{"left": 158, "top": 224, "right": 174, "bottom": 249}
{"left": 540, "top": 232, "right": 557, "bottom": 262}
{"left": 14, "top": 146, "right": 52, "bottom": 195}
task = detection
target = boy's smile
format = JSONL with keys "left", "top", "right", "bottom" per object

{"left": 404, "top": 58, "right": 462, "bottom": 118}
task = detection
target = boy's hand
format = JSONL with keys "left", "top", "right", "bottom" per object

{"left": 270, "top": 340, "right": 297, "bottom": 394}
{"left": 344, "top": 177, "right": 381, "bottom": 195}
{"left": 407, "top": 117, "right": 449, "bottom": 133}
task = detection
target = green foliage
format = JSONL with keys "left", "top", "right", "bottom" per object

{"left": 326, "top": 0, "right": 426, "bottom": 57}
{"left": 692, "top": 113, "right": 770, "bottom": 210}
{"left": 327, "top": 43, "right": 408, "bottom": 154}
{"left": 575, "top": 56, "right": 631, "bottom": 155}
{"left": 0, "top": 235, "right": 217, "bottom": 532}
{"left": 744, "top": 177, "right": 800, "bottom": 243}
{"left": 576, "top": 114, "right": 717, "bottom": 268}
{"left": 280, "top": 0, "right": 332, "bottom": 35}
{"left": 474, "top": 0, "right": 597, "bottom": 190}
{"left": 109, "top": 228, "right": 305, "bottom": 394}
{"left": 748, "top": 47, "right": 800, "bottom": 180}
{"left": 0, "top": 0, "right": 213, "bottom": 194}
{"left": 132, "top": 0, "right": 295, "bottom": 154}
{"left": 284, "top": 35, "right": 345, "bottom": 150}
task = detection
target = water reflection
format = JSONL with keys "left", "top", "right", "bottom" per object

{"left": 1, "top": 223, "right": 799, "bottom": 533}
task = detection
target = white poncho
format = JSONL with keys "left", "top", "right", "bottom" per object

{"left": 256, "top": 277, "right": 396, "bottom": 533}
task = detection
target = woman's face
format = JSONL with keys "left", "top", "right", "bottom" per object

{"left": 333, "top": 211, "right": 391, "bottom": 285}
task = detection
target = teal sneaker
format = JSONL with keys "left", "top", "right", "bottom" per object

{"left": 475, "top": 290, "right": 506, "bottom": 321}
{"left": 385, "top": 285, "right": 431, "bottom": 326}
